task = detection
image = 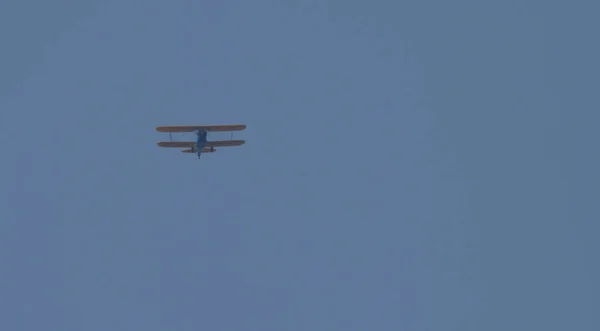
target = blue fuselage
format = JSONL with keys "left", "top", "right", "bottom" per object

{"left": 196, "top": 130, "right": 208, "bottom": 158}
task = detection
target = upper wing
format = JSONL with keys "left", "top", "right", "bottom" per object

{"left": 205, "top": 140, "right": 246, "bottom": 147}
{"left": 157, "top": 141, "right": 196, "bottom": 148}
{"left": 156, "top": 125, "right": 246, "bottom": 132}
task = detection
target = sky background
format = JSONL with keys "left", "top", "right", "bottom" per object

{"left": 1, "top": 0, "right": 599, "bottom": 330}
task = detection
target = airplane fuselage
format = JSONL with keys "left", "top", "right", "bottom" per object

{"left": 196, "top": 130, "right": 208, "bottom": 158}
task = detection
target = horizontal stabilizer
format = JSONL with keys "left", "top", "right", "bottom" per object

{"left": 156, "top": 125, "right": 246, "bottom": 132}
{"left": 182, "top": 147, "right": 216, "bottom": 153}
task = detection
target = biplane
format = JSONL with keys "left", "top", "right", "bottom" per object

{"left": 156, "top": 124, "right": 246, "bottom": 159}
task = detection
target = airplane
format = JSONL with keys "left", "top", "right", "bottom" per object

{"left": 156, "top": 124, "right": 246, "bottom": 159}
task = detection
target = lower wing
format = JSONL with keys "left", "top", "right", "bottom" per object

{"left": 157, "top": 141, "right": 196, "bottom": 148}
{"left": 205, "top": 140, "right": 245, "bottom": 147}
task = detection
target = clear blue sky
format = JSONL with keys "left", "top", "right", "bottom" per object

{"left": 1, "top": 0, "right": 598, "bottom": 330}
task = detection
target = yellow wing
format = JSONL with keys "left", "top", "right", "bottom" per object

{"left": 205, "top": 140, "right": 246, "bottom": 147}
{"left": 156, "top": 125, "right": 246, "bottom": 132}
{"left": 157, "top": 141, "right": 196, "bottom": 148}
